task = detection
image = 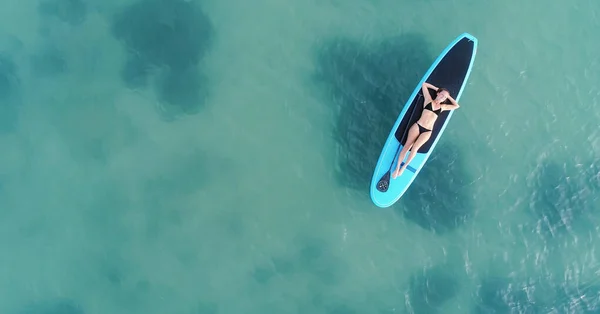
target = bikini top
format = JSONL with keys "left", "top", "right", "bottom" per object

{"left": 424, "top": 102, "right": 442, "bottom": 115}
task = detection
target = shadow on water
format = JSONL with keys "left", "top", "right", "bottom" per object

{"left": 398, "top": 144, "right": 474, "bottom": 235}
{"left": 405, "top": 264, "right": 461, "bottom": 314}
{"left": 17, "top": 298, "right": 84, "bottom": 314}
{"left": 110, "top": 0, "right": 214, "bottom": 120}
{"left": 528, "top": 160, "right": 599, "bottom": 238}
{"left": 312, "top": 33, "right": 435, "bottom": 191}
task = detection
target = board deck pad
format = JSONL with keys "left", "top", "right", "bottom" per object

{"left": 369, "top": 33, "right": 477, "bottom": 208}
{"left": 394, "top": 37, "right": 475, "bottom": 153}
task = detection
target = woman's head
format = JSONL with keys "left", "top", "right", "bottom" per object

{"left": 434, "top": 87, "right": 450, "bottom": 103}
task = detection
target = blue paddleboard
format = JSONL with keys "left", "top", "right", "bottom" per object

{"left": 369, "top": 33, "right": 478, "bottom": 208}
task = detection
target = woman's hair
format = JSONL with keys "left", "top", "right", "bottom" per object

{"left": 432, "top": 87, "right": 451, "bottom": 103}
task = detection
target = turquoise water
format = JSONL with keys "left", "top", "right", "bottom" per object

{"left": 0, "top": 0, "right": 599, "bottom": 313}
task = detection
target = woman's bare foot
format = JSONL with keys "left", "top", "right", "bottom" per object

{"left": 396, "top": 166, "right": 406, "bottom": 178}
{"left": 392, "top": 168, "right": 401, "bottom": 179}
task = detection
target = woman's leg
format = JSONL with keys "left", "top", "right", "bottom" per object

{"left": 392, "top": 123, "right": 420, "bottom": 179}
{"left": 397, "top": 131, "right": 432, "bottom": 176}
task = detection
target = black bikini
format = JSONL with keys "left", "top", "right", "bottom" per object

{"left": 416, "top": 102, "right": 442, "bottom": 133}
{"left": 416, "top": 123, "right": 431, "bottom": 134}
{"left": 424, "top": 102, "right": 442, "bottom": 115}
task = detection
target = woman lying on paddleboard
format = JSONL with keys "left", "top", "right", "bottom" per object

{"left": 392, "top": 82, "right": 460, "bottom": 179}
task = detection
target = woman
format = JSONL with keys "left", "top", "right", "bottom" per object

{"left": 392, "top": 82, "right": 460, "bottom": 179}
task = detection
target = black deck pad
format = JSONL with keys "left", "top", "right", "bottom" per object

{"left": 394, "top": 37, "right": 474, "bottom": 153}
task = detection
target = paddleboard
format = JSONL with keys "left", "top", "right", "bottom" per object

{"left": 369, "top": 33, "right": 478, "bottom": 208}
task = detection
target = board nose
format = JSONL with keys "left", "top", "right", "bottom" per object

{"left": 460, "top": 32, "right": 478, "bottom": 47}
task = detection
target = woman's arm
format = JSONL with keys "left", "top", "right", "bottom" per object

{"left": 423, "top": 82, "right": 437, "bottom": 90}
{"left": 421, "top": 82, "right": 436, "bottom": 104}
{"left": 441, "top": 95, "right": 460, "bottom": 111}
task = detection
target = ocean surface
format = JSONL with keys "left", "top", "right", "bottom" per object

{"left": 0, "top": 0, "right": 599, "bottom": 313}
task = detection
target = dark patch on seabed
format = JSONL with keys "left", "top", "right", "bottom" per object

{"left": 16, "top": 298, "right": 84, "bottom": 314}
{"left": 312, "top": 33, "right": 435, "bottom": 191}
{"left": 527, "top": 160, "right": 600, "bottom": 238}
{"left": 399, "top": 144, "right": 474, "bottom": 235}
{"left": 111, "top": 0, "right": 214, "bottom": 120}
{"left": 37, "top": 0, "right": 87, "bottom": 26}
{"left": 0, "top": 53, "right": 20, "bottom": 132}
